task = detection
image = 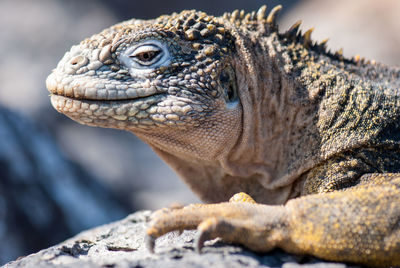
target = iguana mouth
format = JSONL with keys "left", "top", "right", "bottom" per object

{"left": 49, "top": 93, "right": 168, "bottom": 128}
{"left": 50, "top": 93, "right": 165, "bottom": 106}
{"left": 50, "top": 93, "right": 166, "bottom": 104}
{"left": 46, "top": 72, "right": 162, "bottom": 102}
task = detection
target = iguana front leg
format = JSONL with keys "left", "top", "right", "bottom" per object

{"left": 147, "top": 174, "right": 400, "bottom": 266}
{"left": 146, "top": 192, "right": 287, "bottom": 253}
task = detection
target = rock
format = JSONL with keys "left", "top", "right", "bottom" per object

{"left": 3, "top": 211, "right": 356, "bottom": 268}
{"left": 0, "top": 106, "right": 129, "bottom": 264}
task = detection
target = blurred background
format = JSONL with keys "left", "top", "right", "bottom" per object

{"left": 0, "top": 0, "right": 398, "bottom": 265}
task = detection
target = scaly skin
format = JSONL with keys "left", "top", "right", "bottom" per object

{"left": 46, "top": 5, "right": 400, "bottom": 266}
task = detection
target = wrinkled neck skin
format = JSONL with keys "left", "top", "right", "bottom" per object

{"left": 134, "top": 31, "right": 322, "bottom": 205}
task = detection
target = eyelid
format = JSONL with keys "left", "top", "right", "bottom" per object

{"left": 130, "top": 44, "right": 161, "bottom": 58}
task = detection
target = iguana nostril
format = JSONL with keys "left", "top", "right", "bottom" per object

{"left": 69, "top": 55, "right": 88, "bottom": 67}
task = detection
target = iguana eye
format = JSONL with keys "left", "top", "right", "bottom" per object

{"left": 119, "top": 40, "right": 171, "bottom": 73}
{"left": 129, "top": 44, "right": 163, "bottom": 66}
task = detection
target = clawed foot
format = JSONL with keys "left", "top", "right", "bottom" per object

{"left": 146, "top": 192, "right": 288, "bottom": 253}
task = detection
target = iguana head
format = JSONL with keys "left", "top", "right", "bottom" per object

{"left": 46, "top": 9, "right": 252, "bottom": 161}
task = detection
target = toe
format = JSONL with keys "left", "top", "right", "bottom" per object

{"left": 196, "top": 217, "right": 272, "bottom": 252}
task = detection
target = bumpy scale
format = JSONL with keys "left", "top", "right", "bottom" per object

{"left": 46, "top": 5, "right": 400, "bottom": 266}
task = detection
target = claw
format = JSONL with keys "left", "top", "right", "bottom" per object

{"left": 195, "top": 217, "right": 219, "bottom": 253}
{"left": 195, "top": 230, "right": 207, "bottom": 253}
{"left": 145, "top": 234, "right": 156, "bottom": 253}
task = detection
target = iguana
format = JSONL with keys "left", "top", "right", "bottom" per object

{"left": 46, "top": 5, "right": 400, "bottom": 266}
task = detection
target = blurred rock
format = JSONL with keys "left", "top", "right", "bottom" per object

{"left": 280, "top": 0, "right": 400, "bottom": 66}
{"left": 0, "top": 106, "right": 129, "bottom": 264}
{"left": 2, "top": 211, "right": 353, "bottom": 268}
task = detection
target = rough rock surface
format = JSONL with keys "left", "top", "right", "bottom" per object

{"left": 3, "top": 211, "right": 359, "bottom": 268}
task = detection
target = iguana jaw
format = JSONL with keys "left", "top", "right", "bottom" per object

{"left": 48, "top": 94, "right": 166, "bottom": 129}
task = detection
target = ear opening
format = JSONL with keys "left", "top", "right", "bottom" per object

{"left": 220, "top": 64, "right": 238, "bottom": 104}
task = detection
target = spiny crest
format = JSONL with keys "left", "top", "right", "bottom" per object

{"left": 353, "top": 54, "right": 375, "bottom": 65}
{"left": 214, "top": 6, "right": 359, "bottom": 65}
{"left": 221, "top": 5, "right": 349, "bottom": 62}
{"left": 284, "top": 21, "right": 325, "bottom": 51}
{"left": 283, "top": 19, "right": 362, "bottom": 64}
{"left": 222, "top": 5, "right": 282, "bottom": 31}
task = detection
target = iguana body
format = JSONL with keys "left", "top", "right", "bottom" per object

{"left": 46, "top": 5, "right": 400, "bottom": 266}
